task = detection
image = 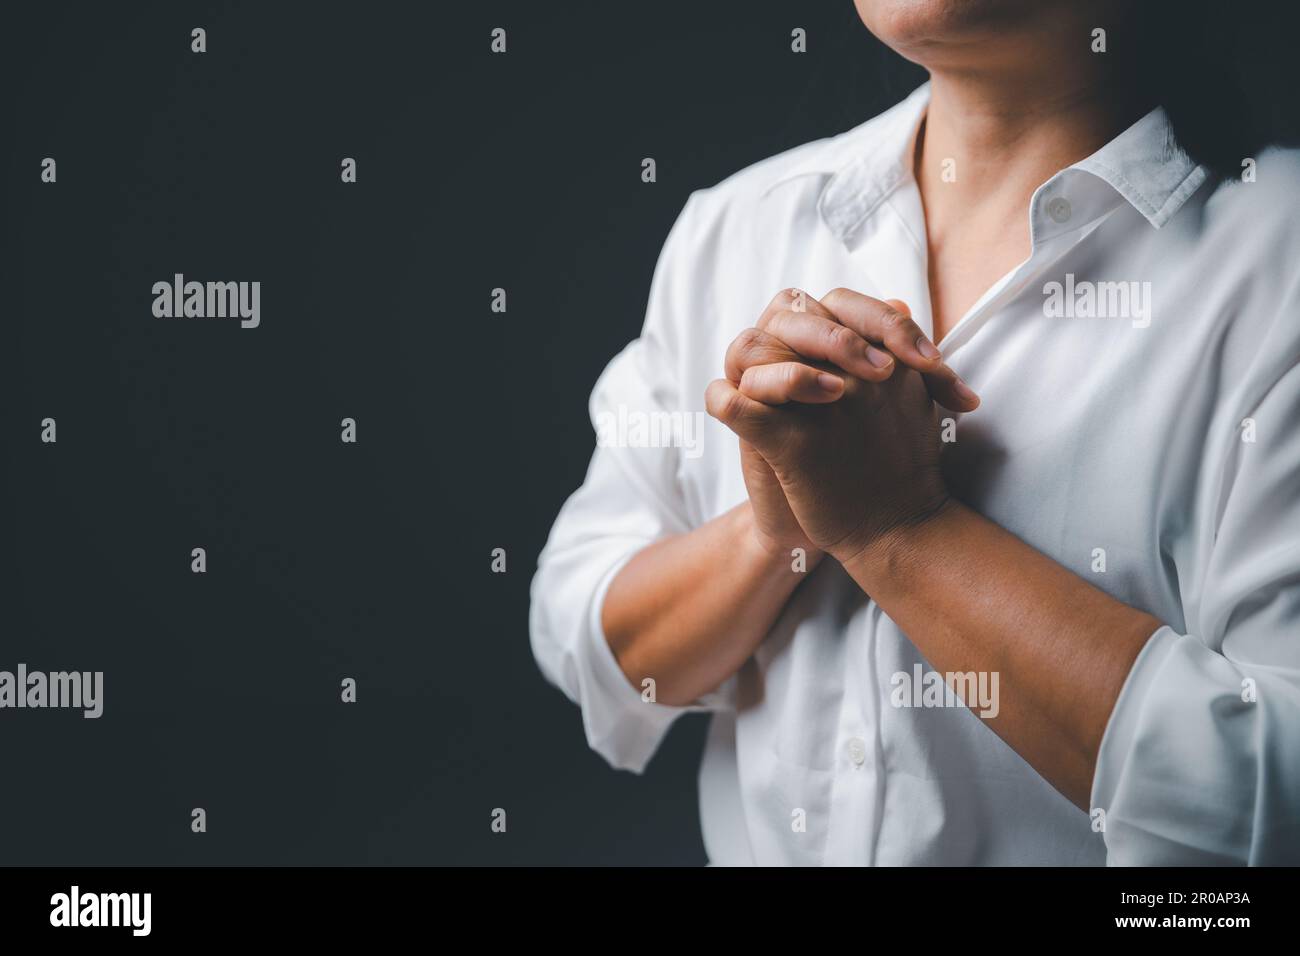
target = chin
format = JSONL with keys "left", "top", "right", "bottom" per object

{"left": 854, "top": 0, "right": 1063, "bottom": 60}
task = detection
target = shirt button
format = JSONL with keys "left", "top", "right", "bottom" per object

{"left": 846, "top": 737, "right": 867, "bottom": 767}
{"left": 1046, "top": 197, "right": 1072, "bottom": 223}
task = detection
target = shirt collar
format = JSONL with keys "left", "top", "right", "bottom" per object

{"left": 793, "top": 82, "right": 1206, "bottom": 244}
{"left": 1072, "top": 106, "right": 1207, "bottom": 228}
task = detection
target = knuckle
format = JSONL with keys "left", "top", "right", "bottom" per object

{"left": 822, "top": 287, "right": 850, "bottom": 310}
{"left": 826, "top": 322, "right": 855, "bottom": 354}
{"left": 732, "top": 326, "right": 763, "bottom": 356}
{"left": 727, "top": 327, "right": 769, "bottom": 374}
{"left": 763, "top": 290, "right": 794, "bottom": 320}
{"left": 724, "top": 389, "right": 754, "bottom": 422}
{"left": 882, "top": 308, "right": 913, "bottom": 334}
{"left": 764, "top": 311, "right": 800, "bottom": 347}
{"left": 766, "top": 309, "right": 795, "bottom": 331}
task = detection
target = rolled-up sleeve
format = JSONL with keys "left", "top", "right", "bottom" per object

{"left": 529, "top": 193, "right": 725, "bottom": 773}
{"left": 1092, "top": 351, "right": 1300, "bottom": 864}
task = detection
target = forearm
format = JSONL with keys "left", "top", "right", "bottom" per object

{"left": 841, "top": 499, "right": 1162, "bottom": 809}
{"left": 602, "top": 503, "right": 816, "bottom": 706}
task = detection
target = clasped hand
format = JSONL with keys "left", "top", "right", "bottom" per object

{"left": 705, "top": 288, "right": 980, "bottom": 565}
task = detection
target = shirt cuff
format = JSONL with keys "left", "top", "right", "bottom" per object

{"left": 578, "top": 552, "right": 710, "bottom": 773}
{"left": 1089, "top": 624, "right": 1180, "bottom": 854}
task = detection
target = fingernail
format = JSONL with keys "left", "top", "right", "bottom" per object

{"left": 865, "top": 346, "right": 894, "bottom": 369}
{"left": 953, "top": 377, "right": 979, "bottom": 404}
{"left": 916, "top": 337, "right": 942, "bottom": 360}
{"left": 817, "top": 372, "right": 843, "bottom": 393}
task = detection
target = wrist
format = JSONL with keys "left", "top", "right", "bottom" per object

{"left": 738, "top": 504, "right": 825, "bottom": 574}
{"left": 834, "top": 494, "right": 959, "bottom": 586}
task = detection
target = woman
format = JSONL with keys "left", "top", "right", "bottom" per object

{"left": 530, "top": 0, "right": 1300, "bottom": 864}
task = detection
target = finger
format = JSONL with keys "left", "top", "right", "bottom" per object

{"left": 820, "top": 287, "right": 946, "bottom": 372}
{"left": 755, "top": 309, "right": 896, "bottom": 382}
{"left": 704, "top": 378, "right": 777, "bottom": 442}
{"left": 919, "top": 361, "right": 981, "bottom": 413}
{"left": 884, "top": 301, "right": 979, "bottom": 411}
{"left": 738, "top": 362, "right": 844, "bottom": 405}
{"left": 821, "top": 289, "right": 980, "bottom": 411}
{"left": 758, "top": 287, "right": 836, "bottom": 327}
{"left": 724, "top": 327, "right": 800, "bottom": 382}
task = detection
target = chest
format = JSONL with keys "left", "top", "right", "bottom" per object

{"left": 688, "top": 249, "right": 1213, "bottom": 629}
{"left": 926, "top": 227, "right": 1029, "bottom": 344}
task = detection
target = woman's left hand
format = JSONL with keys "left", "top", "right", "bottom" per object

{"left": 706, "top": 290, "right": 962, "bottom": 564}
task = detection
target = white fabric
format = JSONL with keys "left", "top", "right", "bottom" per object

{"left": 529, "top": 82, "right": 1300, "bottom": 865}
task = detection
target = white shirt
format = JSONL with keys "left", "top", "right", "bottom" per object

{"left": 529, "top": 82, "right": 1300, "bottom": 865}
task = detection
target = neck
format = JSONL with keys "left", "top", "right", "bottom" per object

{"left": 916, "top": 61, "right": 1152, "bottom": 241}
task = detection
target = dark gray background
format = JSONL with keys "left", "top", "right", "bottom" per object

{"left": 1, "top": 1, "right": 919, "bottom": 864}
